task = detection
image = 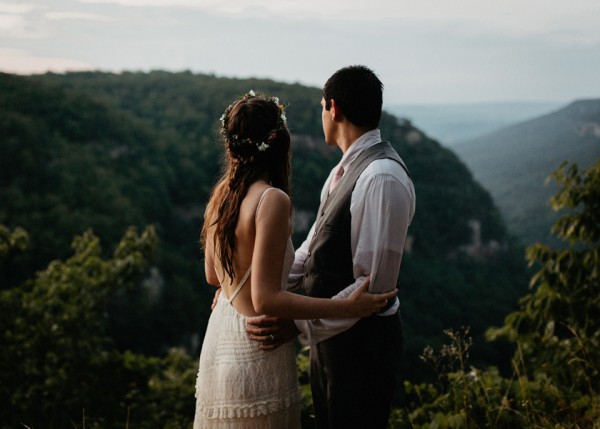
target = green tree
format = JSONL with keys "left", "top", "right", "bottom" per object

{"left": 0, "top": 226, "right": 197, "bottom": 428}
{"left": 391, "top": 160, "right": 600, "bottom": 428}
{"left": 489, "top": 159, "right": 600, "bottom": 426}
{"left": 0, "top": 225, "right": 29, "bottom": 257}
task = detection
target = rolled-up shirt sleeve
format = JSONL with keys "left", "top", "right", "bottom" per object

{"left": 352, "top": 162, "right": 414, "bottom": 299}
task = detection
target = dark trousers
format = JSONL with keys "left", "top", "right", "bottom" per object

{"left": 309, "top": 312, "right": 403, "bottom": 429}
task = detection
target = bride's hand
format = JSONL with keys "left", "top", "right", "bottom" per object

{"left": 346, "top": 277, "right": 397, "bottom": 317}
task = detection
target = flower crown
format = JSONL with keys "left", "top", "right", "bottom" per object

{"left": 220, "top": 90, "right": 287, "bottom": 152}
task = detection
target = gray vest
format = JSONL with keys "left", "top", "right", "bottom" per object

{"left": 304, "top": 141, "right": 409, "bottom": 298}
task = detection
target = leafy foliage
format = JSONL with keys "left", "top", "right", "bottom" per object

{"left": 0, "top": 225, "right": 197, "bottom": 428}
{"left": 1, "top": 72, "right": 209, "bottom": 355}
{"left": 390, "top": 160, "right": 600, "bottom": 428}
{"left": 490, "top": 159, "right": 600, "bottom": 418}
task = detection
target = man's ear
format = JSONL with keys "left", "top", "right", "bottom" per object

{"left": 330, "top": 99, "right": 343, "bottom": 122}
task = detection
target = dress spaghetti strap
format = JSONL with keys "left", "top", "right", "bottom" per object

{"left": 224, "top": 187, "right": 277, "bottom": 305}
{"left": 226, "top": 266, "right": 251, "bottom": 304}
{"left": 255, "top": 187, "right": 277, "bottom": 217}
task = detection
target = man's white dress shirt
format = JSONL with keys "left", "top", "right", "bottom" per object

{"left": 289, "top": 129, "right": 416, "bottom": 345}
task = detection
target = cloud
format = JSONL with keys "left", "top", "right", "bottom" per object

{"left": 44, "top": 11, "right": 115, "bottom": 21}
{"left": 73, "top": 0, "right": 600, "bottom": 46}
{"left": 1, "top": 0, "right": 597, "bottom": 103}
{"left": 0, "top": 1, "right": 49, "bottom": 39}
{"left": 0, "top": 12, "right": 24, "bottom": 32}
{"left": 0, "top": 1, "right": 35, "bottom": 14}
{"left": 0, "top": 47, "right": 93, "bottom": 74}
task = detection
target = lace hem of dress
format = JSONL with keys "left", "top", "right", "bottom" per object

{"left": 196, "top": 388, "right": 301, "bottom": 420}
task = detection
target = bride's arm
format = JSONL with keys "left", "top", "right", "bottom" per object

{"left": 203, "top": 237, "right": 220, "bottom": 287}
{"left": 250, "top": 190, "right": 394, "bottom": 319}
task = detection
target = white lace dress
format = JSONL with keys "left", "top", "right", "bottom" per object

{"left": 194, "top": 196, "right": 301, "bottom": 428}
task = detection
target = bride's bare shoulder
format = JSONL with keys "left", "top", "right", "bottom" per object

{"left": 256, "top": 187, "right": 290, "bottom": 216}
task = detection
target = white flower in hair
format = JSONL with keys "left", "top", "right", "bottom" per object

{"left": 219, "top": 91, "right": 287, "bottom": 153}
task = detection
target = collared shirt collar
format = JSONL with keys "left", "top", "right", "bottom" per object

{"left": 338, "top": 129, "right": 382, "bottom": 171}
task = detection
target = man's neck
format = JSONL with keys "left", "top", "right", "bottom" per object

{"left": 337, "top": 125, "right": 373, "bottom": 154}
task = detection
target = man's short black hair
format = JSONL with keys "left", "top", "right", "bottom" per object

{"left": 323, "top": 65, "right": 383, "bottom": 129}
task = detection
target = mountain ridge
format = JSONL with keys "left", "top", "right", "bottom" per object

{"left": 388, "top": 101, "right": 564, "bottom": 145}
{"left": 453, "top": 98, "right": 600, "bottom": 246}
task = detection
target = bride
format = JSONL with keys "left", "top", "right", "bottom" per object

{"left": 193, "top": 91, "right": 396, "bottom": 428}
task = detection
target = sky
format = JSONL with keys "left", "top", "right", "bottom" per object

{"left": 1, "top": 0, "right": 599, "bottom": 104}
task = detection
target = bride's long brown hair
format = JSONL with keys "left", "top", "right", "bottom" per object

{"left": 201, "top": 93, "right": 291, "bottom": 282}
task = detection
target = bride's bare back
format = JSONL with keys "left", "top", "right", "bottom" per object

{"left": 205, "top": 181, "right": 290, "bottom": 317}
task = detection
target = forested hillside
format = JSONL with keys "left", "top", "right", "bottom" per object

{"left": 1, "top": 71, "right": 529, "bottom": 426}
{"left": 454, "top": 99, "right": 600, "bottom": 246}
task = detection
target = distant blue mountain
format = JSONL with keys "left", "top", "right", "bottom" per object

{"left": 387, "top": 101, "right": 564, "bottom": 146}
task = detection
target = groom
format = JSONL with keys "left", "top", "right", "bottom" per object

{"left": 247, "top": 65, "right": 416, "bottom": 429}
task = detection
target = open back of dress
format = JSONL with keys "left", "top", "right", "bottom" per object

{"left": 193, "top": 188, "right": 301, "bottom": 429}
